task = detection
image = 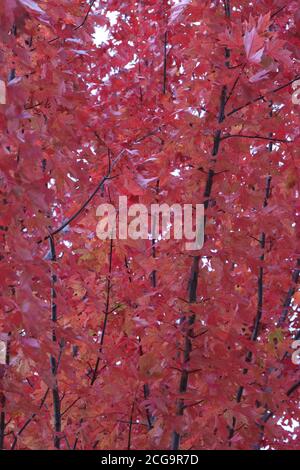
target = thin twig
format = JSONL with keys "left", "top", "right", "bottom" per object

{"left": 74, "top": 0, "right": 96, "bottom": 31}
{"left": 11, "top": 388, "right": 50, "bottom": 450}
{"left": 271, "top": 4, "right": 288, "bottom": 19}
{"left": 38, "top": 130, "right": 159, "bottom": 244}
{"left": 171, "top": 1, "right": 231, "bottom": 450}
{"left": 227, "top": 75, "right": 300, "bottom": 117}
{"left": 231, "top": 104, "right": 273, "bottom": 447}
{"left": 278, "top": 258, "right": 300, "bottom": 326}
{"left": 39, "top": 175, "right": 111, "bottom": 243}
{"left": 287, "top": 379, "right": 300, "bottom": 397}
{"left": 61, "top": 398, "right": 81, "bottom": 418}
{"left": 90, "top": 238, "right": 114, "bottom": 385}
{"left": 0, "top": 333, "right": 10, "bottom": 450}
{"left": 225, "top": 64, "right": 246, "bottom": 107}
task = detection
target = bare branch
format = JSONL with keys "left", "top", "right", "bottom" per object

{"left": 287, "top": 380, "right": 300, "bottom": 397}
{"left": 74, "top": 0, "right": 96, "bottom": 31}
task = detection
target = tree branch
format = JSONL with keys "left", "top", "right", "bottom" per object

{"left": 0, "top": 333, "right": 10, "bottom": 450}
{"left": 127, "top": 399, "right": 135, "bottom": 450}
{"left": 49, "top": 237, "right": 62, "bottom": 450}
{"left": 163, "top": 31, "right": 167, "bottom": 94}
{"left": 91, "top": 238, "right": 113, "bottom": 385}
{"left": 61, "top": 397, "right": 81, "bottom": 418}
{"left": 39, "top": 174, "right": 111, "bottom": 243}
{"left": 229, "top": 128, "right": 272, "bottom": 444}
{"left": 271, "top": 4, "right": 288, "bottom": 19}
{"left": 171, "top": 2, "right": 231, "bottom": 450}
{"left": 225, "top": 64, "right": 246, "bottom": 107}
{"left": 287, "top": 379, "right": 300, "bottom": 397}
{"left": 279, "top": 258, "right": 300, "bottom": 326}
{"left": 74, "top": 0, "right": 96, "bottom": 31}
{"left": 11, "top": 388, "right": 50, "bottom": 450}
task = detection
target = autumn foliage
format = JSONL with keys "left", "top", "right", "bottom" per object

{"left": 0, "top": 0, "right": 300, "bottom": 451}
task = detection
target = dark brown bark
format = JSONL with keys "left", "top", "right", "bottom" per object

{"left": 171, "top": 1, "right": 231, "bottom": 451}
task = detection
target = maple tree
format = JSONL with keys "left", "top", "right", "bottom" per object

{"left": 0, "top": 0, "right": 300, "bottom": 451}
